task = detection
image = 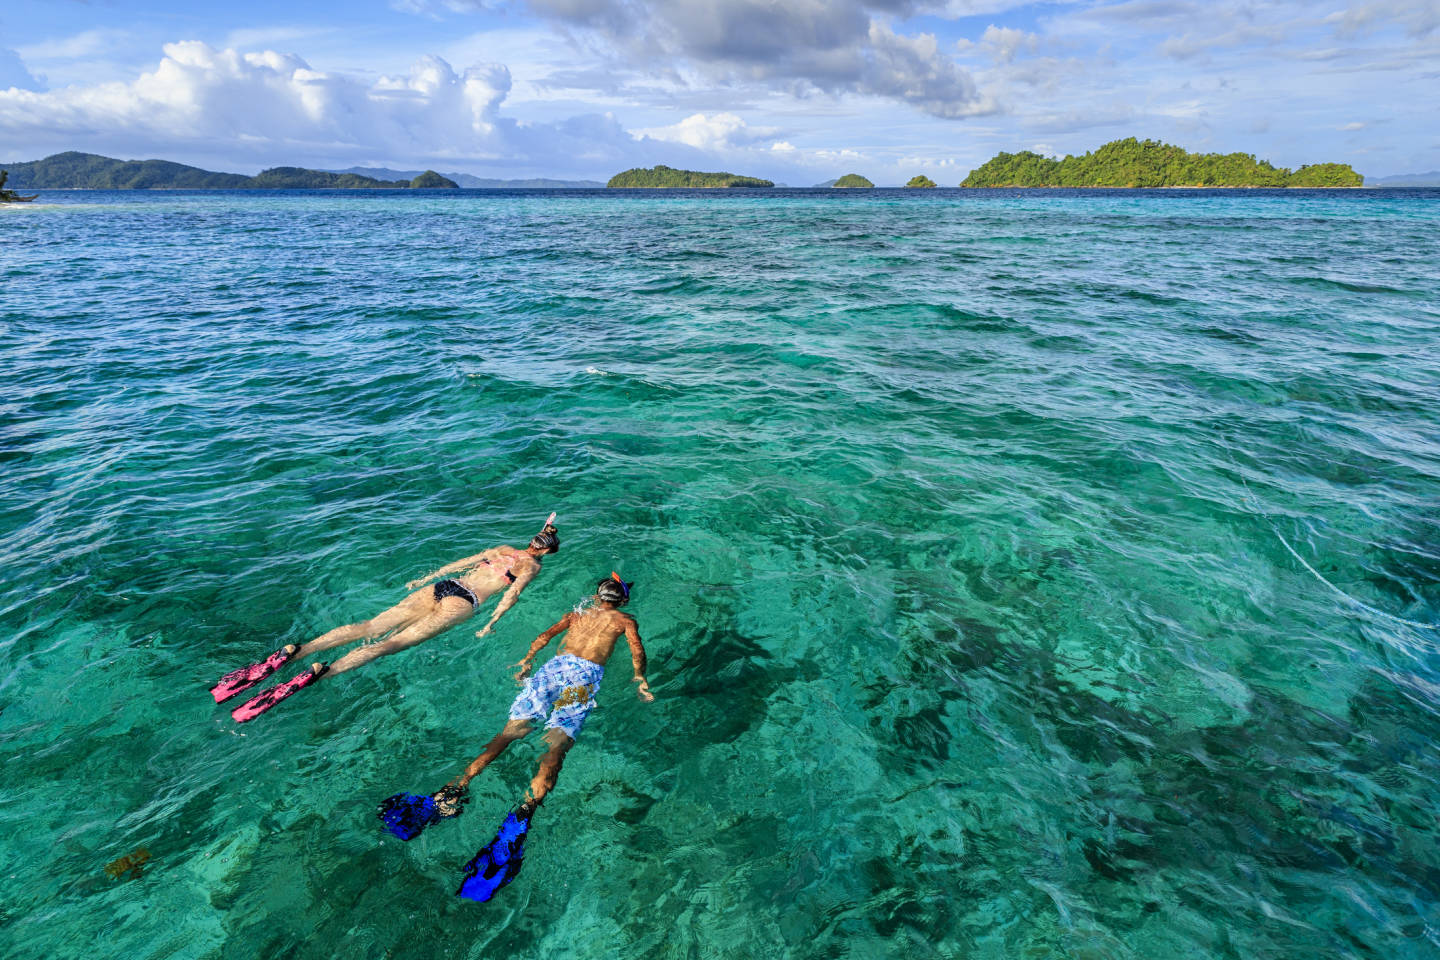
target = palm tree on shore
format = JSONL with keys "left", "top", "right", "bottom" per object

{"left": 1, "top": 170, "right": 39, "bottom": 203}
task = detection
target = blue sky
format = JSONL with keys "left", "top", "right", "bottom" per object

{"left": 2, "top": 0, "right": 1437, "bottom": 182}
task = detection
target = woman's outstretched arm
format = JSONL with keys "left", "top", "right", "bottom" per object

{"left": 475, "top": 566, "right": 539, "bottom": 637}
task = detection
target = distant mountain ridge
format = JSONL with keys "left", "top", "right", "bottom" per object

{"left": 1367, "top": 171, "right": 1440, "bottom": 187}
{"left": 327, "top": 166, "right": 603, "bottom": 188}
{"left": 2, "top": 152, "right": 458, "bottom": 189}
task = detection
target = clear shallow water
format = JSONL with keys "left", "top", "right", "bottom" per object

{"left": 2, "top": 188, "right": 1439, "bottom": 959}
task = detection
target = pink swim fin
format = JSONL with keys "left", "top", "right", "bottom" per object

{"left": 211, "top": 645, "right": 298, "bottom": 703}
{"left": 231, "top": 664, "right": 327, "bottom": 723}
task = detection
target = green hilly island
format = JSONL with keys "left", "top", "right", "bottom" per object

{"left": 607, "top": 165, "right": 773, "bottom": 188}
{"left": 833, "top": 174, "right": 874, "bottom": 188}
{"left": 961, "top": 138, "right": 1362, "bottom": 188}
{"left": 408, "top": 170, "right": 461, "bottom": 188}
{"left": 2, "top": 152, "right": 459, "bottom": 190}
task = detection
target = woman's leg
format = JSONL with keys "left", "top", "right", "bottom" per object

{"left": 295, "top": 588, "right": 433, "bottom": 660}
{"left": 325, "top": 596, "right": 475, "bottom": 676}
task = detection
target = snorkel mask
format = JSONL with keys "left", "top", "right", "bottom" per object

{"left": 530, "top": 512, "right": 559, "bottom": 553}
{"left": 596, "top": 572, "right": 632, "bottom": 605}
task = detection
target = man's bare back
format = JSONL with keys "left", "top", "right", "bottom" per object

{"left": 515, "top": 603, "right": 652, "bottom": 701}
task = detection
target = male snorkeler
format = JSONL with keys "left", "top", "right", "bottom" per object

{"left": 378, "top": 574, "right": 652, "bottom": 898}
{"left": 445, "top": 572, "right": 653, "bottom": 811}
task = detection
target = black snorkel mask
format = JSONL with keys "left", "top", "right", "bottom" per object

{"left": 598, "top": 572, "right": 632, "bottom": 605}
{"left": 530, "top": 511, "right": 559, "bottom": 553}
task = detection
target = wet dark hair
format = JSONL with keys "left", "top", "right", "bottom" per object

{"left": 530, "top": 524, "right": 559, "bottom": 554}
{"left": 596, "top": 574, "right": 631, "bottom": 605}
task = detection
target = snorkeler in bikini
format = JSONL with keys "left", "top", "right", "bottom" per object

{"left": 377, "top": 574, "right": 652, "bottom": 901}
{"left": 211, "top": 516, "right": 561, "bottom": 722}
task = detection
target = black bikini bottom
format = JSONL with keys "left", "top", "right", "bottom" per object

{"left": 434, "top": 579, "right": 479, "bottom": 606}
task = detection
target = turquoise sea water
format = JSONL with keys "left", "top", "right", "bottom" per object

{"left": 2, "top": 188, "right": 1438, "bottom": 959}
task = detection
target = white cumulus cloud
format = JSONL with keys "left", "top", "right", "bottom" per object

{"left": 972, "top": 25, "right": 1039, "bottom": 63}
{"left": 633, "top": 112, "right": 780, "bottom": 150}
{"left": 0, "top": 42, "right": 510, "bottom": 155}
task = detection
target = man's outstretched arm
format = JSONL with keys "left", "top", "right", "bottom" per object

{"left": 625, "top": 617, "right": 653, "bottom": 702}
{"left": 512, "top": 613, "right": 571, "bottom": 682}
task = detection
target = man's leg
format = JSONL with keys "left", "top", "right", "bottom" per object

{"left": 446, "top": 719, "right": 534, "bottom": 795}
{"left": 526, "top": 727, "right": 574, "bottom": 807}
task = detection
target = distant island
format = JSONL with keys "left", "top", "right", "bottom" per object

{"left": 905, "top": 175, "right": 937, "bottom": 188}
{"left": 961, "top": 138, "right": 1363, "bottom": 188}
{"left": 408, "top": 170, "right": 457, "bottom": 189}
{"left": 248, "top": 166, "right": 457, "bottom": 189}
{"left": 833, "top": 173, "right": 874, "bottom": 188}
{"left": 1, "top": 152, "right": 462, "bottom": 190}
{"left": 607, "top": 165, "right": 774, "bottom": 188}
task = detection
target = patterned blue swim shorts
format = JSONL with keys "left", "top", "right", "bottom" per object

{"left": 508, "top": 654, "right": 605, "bottom": 740}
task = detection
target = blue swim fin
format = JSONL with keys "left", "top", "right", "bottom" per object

{"left": 456, "top": 804, "right": 535, "bottom": 902}
{"left": 378, "top": 793, "right": 438, "bottom": 841}
{"left": 378, "top": 784, "right": 468, "bottom": 841}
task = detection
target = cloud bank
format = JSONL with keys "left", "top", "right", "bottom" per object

{"left": 1, "top": 42, "right": 509, "bottom": 156}
{"left": 0, "top": 39, "right": 841, "bottom": 180}
{"left": 0, "top": 41, "right": 662, "bottom": 176}
{"left": 423, "top": 0, "right": 990, "bottom": 117}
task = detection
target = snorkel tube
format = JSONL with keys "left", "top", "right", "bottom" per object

{"left": 530, "top": 512, "right": 560, "bottom": 553}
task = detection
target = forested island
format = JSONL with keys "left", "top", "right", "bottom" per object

{"left": 1, "top": 152, "right": 459, "bottom": 189}
{"left": 247, "top": 166, "right": 458, "bottom": 188}
{"left": 961, "top": 138, "right": 1363, "bottom": 188}
{"left": 833, "top": 174, "right": 874, "bottom": 188}
{"left": 607, "top": 165, "right": 774, "bottom": 188}
{"left": 905, "top": 175, "right": 937, "bottom": 188}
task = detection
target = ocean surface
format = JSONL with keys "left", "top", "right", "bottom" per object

{"left": 2, "top": 187, "right": 1438, "bottom": 959}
